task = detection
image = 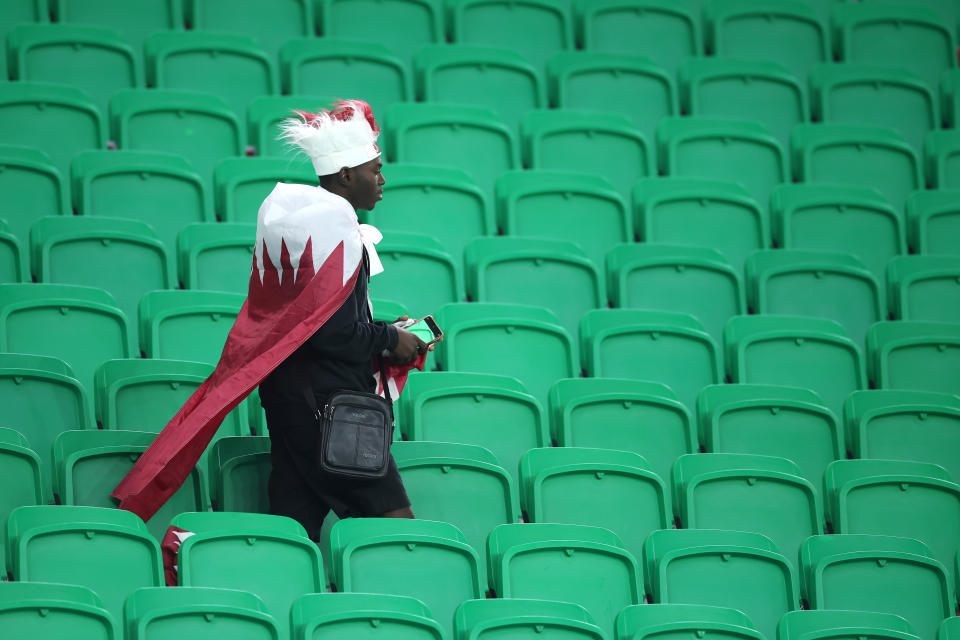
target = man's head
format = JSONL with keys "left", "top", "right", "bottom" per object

{"left": 318, "top": 155, "right": 384, "bottom": 211}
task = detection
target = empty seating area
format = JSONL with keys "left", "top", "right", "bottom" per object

{"left": 2, "top": 0, "right": 959, "bottom": 639}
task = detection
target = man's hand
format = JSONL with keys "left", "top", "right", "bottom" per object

{"left": 392, "top": 327, "right": 428, "bottom": 363}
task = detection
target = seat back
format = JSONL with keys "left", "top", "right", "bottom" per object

{"left": 888, "top": 256, "right": 960, "bottom": 323}
{"left": 906, "top": 190, "right": 960, "bottom": 256}
{"left": 125, "top": 585, "right": 279, "bottom": 640}
{"left": 0, "top": 430, "right": 43, "bottom": 580}
{"left": 187, "top": 0, "right": 312, "bottom": 57}
{"left": 778, "top": 610, "right": 921, "bottom": 640}
{"left": 374, "top": 231, "right": 463, "bottom": 318}
{"left": 292, "top": 592, "right": 444, "bottom": 640}
{"left": 0, "top": 220, "right": 26, "bottom": 283}
{"left": 456, "top": 597, "right": 606, "bottom": 640}
{"left": 177, "top": 222, "right": 257, "bottom": 295}
{"left": 0, "top": 582, "right": 116, "bottom": 640}
{"left": 0, "top": 145, "right": 67, "bottom": 242}
{"left": 139, "top": 289, "right": 244, "bottom": 364}
{"left": 926, "top": 130, "right": 960, "bottom": 190}
{"left": 53, "top": 0, "right": 182, "bottom": 52}
{"left": 617, "top": 603, "right": 764, "bottom": 640}
{"left": 867, "top": 321, "right": 960, "bottom": 394}
{"left": 319, "top": 0, "right": 444, "bottom": 66}
{"left": 208, "top": 435, "right": 271, "bottom": 512}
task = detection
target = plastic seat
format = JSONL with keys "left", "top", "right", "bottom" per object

{"left": 318, "top": 0, "right": 444, "bottom": 66}
{"left": 72, "top": 150, "right": 213, "bottom": 252}
{"left": 466, "top": 236, "right": 604, "bottom": 340}
{"left": 0, "top": 582, "right": 116, "bottom": 640}
{"left": 177, "top": 222, "right": 256, "bottom": 294}
{"left": 215, "top": 156, "right": 315, "bottom": 224}
{"left": 548, "top": 52, "right": 676, "bottom": 148}
{"left": 867, "top": 321, "right": 960, "bottom": 394}
{"left": 8, "top": 505, "right": 164, "bottom": 623}
{"left": 633, "top": 177, "right": 767, "bottom": 274}
{"left": 172, "top": 511, "right": 325, "bottom": 640}
{"left": 926, "top": 130, "right": 960, "bottom": 190}
{"left": 52, "top": 0, "right": 182, "bottom": 53}
{"left": 329, "top": 518, "right": 484, "bottom": 638}
{"left": 778, "top": 610, "right": 921, "bottom": 640}
{"left": 705, "top": 0, "right": 828, "bottom": 82}
{"left": 845, "top": 390, "right": 960, "bottom": 482}
{"left": 0, "top": 82, "right": 105, "bottom": 180}
{"left": 745, "top": 250, "right": 884, "bottom": 348}
{"left": 495, "top": 170, "right": 630, "bottom": 272}
{"left": 698, "top": 384, "right": 841, "bottom": 491}
{"left": 386, "top": 102, "right": 519, "bottom": 199}
{"left": 434, "top": 302, "right": 577, "bottom": 407}
{"left": 373, "top": 231, "right": 463, "bottom": 318}
{"left": 577, "top": 0, "right": 701, "bottom": 76}
{"left": 139, "top": 289, "right": 244, "bottom": 364}
{"left": 456, "top": 598, "right": 607, "bottom": 640}
{"left": 770, "top": 184, "right": 905, "bottom": 284}
{"left": 943, "top": 69, "right": 960, "bottom": 130}
{"left": 449, "top": 0, "right": 573, "bottom": 73}
{"left": 359, "top": 164, "right": 492, "bottom": 263}
{"left": 906, "top": 190, "right": 960, "bottom": 256}
{"left": 607, "top": 244, "right": 744, "bottom": 348}
{"left": 145, "top": 31, "right": 277, "bottom": 121}
{"left": 792, "top": 123, "right": 923, "bottom": 212}
{"left": 644, "top": 528, "right": 800, "bottom": 640}
{"left": 31, "top": 216, "right": 174, "bottom": 331}
{"left": 942, "top": 618, "right": 960, "bottom": 640}
{"left": 0, "top": 220, "right": 26, "bottom": 283}
{"left": 186, "top": 0, "right": 312, "bottom": 58}
{"left": 415, "top": 44, "right": 545, "bottom": 134}
{"left": 53, "top": 429, "right": 211, "bottom": 541}
{"left": 521, "top": 109, "right": 652, "bottom": 202}
{"left": 0, "top": 428, "right": 43, "bottom": 580}
{"left": 125, "top": 586, "right": 279, "bottom": 640}
{"left": 725, "top": 315, "right": 866, "bottom": 420}
{"left": 110, "top": 89, "right": 244, "bottom": 189}
{"left": 207, "top": 435, "right": 271, "bottom": 512}
{"left": 392, "top": 441, "right": 519, "bottom": 558}
{"left": 487, "top": 522, "right": 643, "bottom": 637}
{"left": 0, "top": 0, "right": 48, "bottom": 46}
{"left": 0, "top": 145, "right": 67, "bottom": 243}
{"left": 810, "top": 64, "right": 938, "bottom": 156}
{"left": 581, "top": 309, "right": 721, "bottom": 412}
{"left": 0, "top": 283, "right": 134, "bottom": 393}
{"left": 617, "top": 603, "right": 764, "bottom": 640}
{"left": 801, "top": 534, "right": 953, "bottom": 640}
{"left": 293, "top": 592, "right": 443, "bottom": 639}
{"left": 888, "top": 255, "right": 960, "bottom": 322}
{"left": 680, "top": 57, "right": 808, "bottom": 150}
{"left": 246, "top": 94, "right": 334, "bottom": 163}
{"left": 833, "top": 3, "right": 957, "bottom": 93}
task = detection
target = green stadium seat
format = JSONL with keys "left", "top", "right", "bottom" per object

{"left": 833, "top": 2, "right": 957, "bottom": 93}
{"left": 318, "top": 0, "right": 445, "bottom": 66}
{"left": 607, "top": 244, "right": 744, "bottom": 348}
{"left": 207, "top": 435, "right": 271, "bottom": 512}
{"left": 415, "top": 44, "right": 545, "bottom": 134}
{"left": 521, "top": 108, "right": 653, "bottom": 202}
{"left": 867, "top": 321, "right": 960, "bottom": 394}
{"left": 386, "top": 102, "right": 519, "bottom": 199}
{"left": 295, "top": 592, "right": 445, "bottom": 639}
{"left": 125, "top": 586, "right": 279, "bottom": 640}
{"left": 0, "top": 0, "right": 48, "bottom": 46}
{"left": 633, "top": 177, "right": 767, "bottom": 274}
{"left": 456, "top": 598, "right": 607, "bottom": 640}
{"left": 177, "top": 222, "right": 256, "bottom": 294}
{"left": 725, "top": 315, "right": 866, "bottom": 419}
{"left": 810, "top": 64, "right": 938, "bottom": 157}
{"left": 392, "top": 440, "right": 519, "bottom": 561}
{"left": 434, "top": 302, "right": 577, "bottom": 407}
{"left": 51, "top": 0, "right": 182, "bottom": 53}
{"left": 374, "top": 231, "right": 463, "bottom": 319}
{"left": 705, "top": 0, "right": 828, "bottom": 82}
{"left": 186, "top": 0, "right": 312, "bottom": 58}
{"left": 0, "top": 582, "right": 116, "bottom": 640}
{"left": 31, "top": 216, "right": 174, "bottom": 331}
{"left": 110, "top": 89, "right": 244, "bottom": 189}
{"left": 0, "top": 283, "right": 134, "bottom": 393}
{"left": 577, "top": 0, "right": 702, "bottom": 77}
{"left": 246, "top": 94, "right": 334, "bottom": 162}
{"left": 8, "top": 504, "right": 164, "bottom": 623}
{"left": 801, "top": 534, "right": 953, "bottom": 640}
{"left": 0, "top": 145, "right": 67, "bottom": 242}
{"left": 0, "top": 82, "right": 105, "bottom": 181}
{"left": 329, "top": 517, "right": 484, "bottom": 638}
{"left": 520, "top": 446, "right": 669, "bottom": 564}
{"left": 617, "top": 603, "right": 764, "bottom": 640}
{"left": 770, "top": 184, "right": 905, "bottom": 284}
{"left": 359, "top": 164, "right": 493, "bottom": 263}
{"left": 215, "top": 156, "right": 315, "bottom": 223}
{"left": 548, "top": 52, "right": 676, "bottom": 148}
{"left": 942, "top": 69, "right": 960, "bottom": 129}
{"left": 581, "top": 309, "right": 721, "bottom": 412}
{"left": 845, "top": 389, "right": 960, "bottom": 482}
{"left": 495, "top": 170, "right": 630, "bottom": 272}
{"left": 680, "top": 57, "right": 808, "bottom": 150}
{"left": 926, "top": 129, "right": 960, "bottom": 189}
{"left": 0, "top": 220, "right": 26, "bottom": 283}
{"left": 0, "top": 428, "right": 43, "bottom": 580}
{"left": 906, "top": 190, "right": 960, "bottom": 256}
{"left": 172, "top": 511, "right": 325, "bottom": 640}
{"left": 698, "top": 384, "right": 841, "bottom": 491}
{"left": 942, "top": 618, "right": 960, "bottom": 640}
{"left": 466, "top": 236, "right": 604, "bottom": 340}
{"left": 487, "top": 522, "right": 642, "bottom": 637}
{"left": 745, "top": 250, "right": 883, "bottom": 348}
{"left": 549, "top": 378, "right": 694, "bottom": 486}
{"left": 778, "top": 610, "right": 921, "bottom": 640}
{"left": 644, "top": 528, "right": 800, "bottom": 640}
{"left": 888, "top": 255, "right": 960, "bottom": 322}
{"left": 371, "top": 298, "right": 410, "bottom": 324}
{"left": 449, "top": 0, "right": 573, "bottom": 73}
{"left": 72, "top": 150, "right": 213, "bottom": 252}
{"left": 139, "top": 289, "right": 244, "bottom": 364}
{"left": 792, "top": 123, "right": 922, "bottom": 212}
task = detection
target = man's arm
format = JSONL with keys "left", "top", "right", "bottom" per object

{"left": 305, "top": 299, "right": 398, "bottom": 364}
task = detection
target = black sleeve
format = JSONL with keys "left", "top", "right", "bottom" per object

{"left": 304, "top": 291, "right": 398, "bottom": 364}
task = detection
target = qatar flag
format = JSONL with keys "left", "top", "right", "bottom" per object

{"left": 112, "top": 182, "right": 419, "bottom": 522}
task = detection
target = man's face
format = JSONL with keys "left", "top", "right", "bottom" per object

{"left": 350, "top": 156, "right": 385, "bottom": 211}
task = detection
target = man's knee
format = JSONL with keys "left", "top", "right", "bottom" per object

{"left": 380, "top": 506, "right": 415, "bottom": 519}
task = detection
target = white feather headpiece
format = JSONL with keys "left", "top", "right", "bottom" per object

{"left": 279, "top": 99, "right": 381, "bottom": 177}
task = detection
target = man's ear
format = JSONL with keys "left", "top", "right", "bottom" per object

{"left": 337, "top": 166, "right": 353, "bottom": 187}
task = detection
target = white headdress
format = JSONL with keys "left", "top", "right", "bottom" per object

{"left": 279, "top": 99, "right": 381, "bottom": 176}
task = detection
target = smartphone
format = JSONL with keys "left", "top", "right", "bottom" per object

{"left": 406, "top": 315, "right": 443, "bottom": 346}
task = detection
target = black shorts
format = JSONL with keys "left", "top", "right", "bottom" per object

{"left": 266, "top": 404, "right": 410, "bottom": 540}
